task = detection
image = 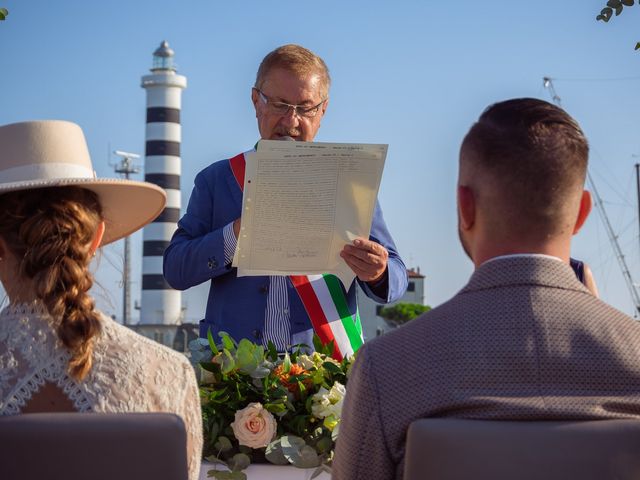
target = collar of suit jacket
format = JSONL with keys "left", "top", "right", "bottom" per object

{"left": 462, "top": 255, "right": 591, "bottom": 294}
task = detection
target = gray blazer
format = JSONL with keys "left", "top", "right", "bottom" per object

{"left": 333, "top": 256, "right": 640, "bottom": 480}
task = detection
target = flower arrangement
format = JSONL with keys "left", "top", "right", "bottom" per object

{"left": 190, "top": 332, "right": 354, "bottom": 480}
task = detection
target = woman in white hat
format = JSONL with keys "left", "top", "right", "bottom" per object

{"left": 0, "top": 120, "right": 202, "bottom": 480}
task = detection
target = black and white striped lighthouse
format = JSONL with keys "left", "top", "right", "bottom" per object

{"left": 140, "top": 40, "right": 186, "bottom": 324}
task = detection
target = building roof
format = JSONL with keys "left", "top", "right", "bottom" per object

{"left": 407, "top": 267, "right": 425, "bottom": 279}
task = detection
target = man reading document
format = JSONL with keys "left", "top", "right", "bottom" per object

{"left": 163, "top": 44, "right": 408, "bottom": 355}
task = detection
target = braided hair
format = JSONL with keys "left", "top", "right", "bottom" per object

{"left": 0, "top": 186, "right": 104, "bottom": 380}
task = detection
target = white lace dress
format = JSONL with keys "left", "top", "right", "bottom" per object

{"left": 0, "top": 302, "right": 203, "bottom": 480}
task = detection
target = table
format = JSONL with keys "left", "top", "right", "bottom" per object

{"left": 199, "top": 461, "right": 331, "bottom": 479}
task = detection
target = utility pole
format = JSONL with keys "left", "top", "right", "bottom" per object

{"left": 113, "top": 150, "right": 141, "bottom": 325}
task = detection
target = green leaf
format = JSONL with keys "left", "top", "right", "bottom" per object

{"left": 249, "top": 366, "right": 271, "bottom": 379}
{"left": 200, "top": 362, "right": 221, "bottom": 374}
{"left": 635, "top": 42, "right": 640, "bottom": 50}
{"left": 281, "top": 435, "right": 306, "bottom": 450}
{"left": 597, "top": 7, "right": 613, "bottom": 21}
{"left": 316, "top": 436, "right": 333, "bottom": 454}
{"left": 0, "top": 8, "right": 7, "bottom": 21}
{"left": 282, "top": 353, "right": 292, "bottom": 374}
{"left": 204, "top": 455, "right": 228, "bottom": 467}
{"left": 290, "top": 445, "right": 321, "bottom": 469}
{"left": 210, "top": 423, "right": 220, "bottom": 443}
{"left": 264, "top": 402, "right": 288, "bottom": 414}
{"left": 228, "top": 453, "right": 251, "bottom": 472}
{"left": 219, "top": 349, "right": 236, "bottom": 374}
{"left": 326, "top": 340, "right": 336, "bottom": 357}
{"left": 266, "top": 340, "right": 278, "bottom": 361}
{"left": 207, "top": 329, "right": 220, "bottom": 355}
{"left": 236, "top": 344, "right": 257, "bottom": 374}
{"left": 297, "top": 380, "right": 306, "bottom": 393}
{"left": 312, "top": 334, "right": 324, "bottom": 353}
{"left": 220, "top": 332, "right": 236, "bottom": 352}
{"left": 322, "top": 361, "right": 342, "bottom": 374}
{"left": 265, "top": 439, "right": 289, "bottom": 465}
{"left": 606, "top": 0, "right": 624, "bottom": 15}
{"left": 214, "top": 436, "right": 233, "bottom": 453}
{"left": 281, "top": 435, "right": 307, "bottom": 465}
{"left": 207, "top": 471, "right": 247, "bottom": 480}
{"left": 621, "top": 0, "right": 635, "bottom": 6}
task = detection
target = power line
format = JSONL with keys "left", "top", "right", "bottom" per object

{"left": 547, "top": 75, "right": 640, "bottom": 83}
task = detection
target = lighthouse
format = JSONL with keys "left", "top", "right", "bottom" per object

{"left": 139, "top": 40, "right": 186, "bottom": 325}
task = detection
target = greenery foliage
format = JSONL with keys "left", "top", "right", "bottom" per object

{"left": 378, "top": 302, "right": 431, "bottom": 328}
{"left": 191, "top": 332, "right": 354, "bottom": 479}
{"left": 0, "top": 8, "right": 8, "bottom": 21}
{"left": 596, "top": 0, "right": 640, "bottom": 50}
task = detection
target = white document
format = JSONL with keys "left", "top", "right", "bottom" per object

{"left": 233, "top": 140, "right": 388, "bottom": 288}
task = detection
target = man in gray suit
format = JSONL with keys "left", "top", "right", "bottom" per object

{"left": 333, "top": 98, "right": 640, "bottom": 480}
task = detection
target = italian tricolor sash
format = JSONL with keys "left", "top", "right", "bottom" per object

{"left": 229, "top": 152, "right": 364, "bottom": 360}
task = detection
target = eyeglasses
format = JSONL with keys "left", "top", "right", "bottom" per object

{"left": 254, "top": 88, "right": 326, "bottom": 118}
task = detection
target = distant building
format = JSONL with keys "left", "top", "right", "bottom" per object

{"left": 357, "top": 267, "right": 426, "bottom": 341}
{"left": 127, "top": 323, "right": 199, "bottom": 354}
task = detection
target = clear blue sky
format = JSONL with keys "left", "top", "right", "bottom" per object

{"left": 2, "top": 0, "right": 639, "bottom": 320}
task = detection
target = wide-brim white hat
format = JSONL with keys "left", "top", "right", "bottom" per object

{"left": 0, "top": 120, "right": 167, "bottom": 246}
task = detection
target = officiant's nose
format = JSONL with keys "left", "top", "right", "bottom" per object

{"left": 279, "top": 106, "right": 300, "bottom": 127}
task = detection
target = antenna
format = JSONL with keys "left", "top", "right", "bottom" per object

{"left": 112, "top": 150, "right": 141, "bottom": 326}
{"left": 542, "top": 77, "right": 562, "bottom": 105}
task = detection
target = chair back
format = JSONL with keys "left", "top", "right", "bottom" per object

{"left": 404, "top": 418, "right": 640, "bottom": 480}
{"left": 0, "top": 412, "right": 189, "bottom": 480}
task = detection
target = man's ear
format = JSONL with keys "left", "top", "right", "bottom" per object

{"left": 321, "top": 97, "right": 329, "bottom": 116}
{"left": 572, "top": 190, "right": 592, "bottom": 235}
{"left": 457, "top": 185, "right": 476, "bottom": 231}
{"left": 89, "top": 221, "right": 106, "bottom": 257}
{"left": 251, "top": 88, "right": 259, "bottom": 114}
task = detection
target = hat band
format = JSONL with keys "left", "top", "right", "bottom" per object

{"left": 0, "top": 162, "right": 96, "bottom": 184}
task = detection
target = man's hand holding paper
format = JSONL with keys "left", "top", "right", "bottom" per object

{"left": 340, "top": 238, "right": 389, "bottom": 284}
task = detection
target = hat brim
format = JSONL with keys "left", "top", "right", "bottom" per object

{"left": 0, "top": 178, "right": 167, "bottom": 246}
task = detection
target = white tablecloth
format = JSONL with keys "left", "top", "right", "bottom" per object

{"left": 199, "top": 461, "right": 331, "bottom": 480}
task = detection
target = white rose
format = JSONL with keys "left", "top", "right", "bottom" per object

{"left": 297, "top": 354, "right": 315, "bottom": 370}
{"left": 311, "top": 382, "right": 346, "bottom": 423}
{"left": 231, "top": 402, "right": 277, "bottom": 449}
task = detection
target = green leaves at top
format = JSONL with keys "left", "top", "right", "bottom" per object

{"left": 596, "top": 0, "right": 639, "bottom": 51}
{"left": 597, "top": 0, "right": 635, "bottom": 20}
{"left": 0, "top": 8, "right": 8, "bottom": 21}
{"left": 607, "top": 0, "right": 626, "bottom": 14}
{"left": 597, "top": 7, "right": 613, "bottom": 21}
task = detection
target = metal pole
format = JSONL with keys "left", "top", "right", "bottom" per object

{"left": 123, "top": 235, "right": 130, "bottom": 325}
{"left": 636, "top": 163, "right": 640, "bottom": 262}
{"left": 112, "top": 151, "right": 140, "bottom": 325}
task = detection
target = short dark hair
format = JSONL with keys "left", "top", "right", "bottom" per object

{"left": 460, "top": 98, "right": 589, "bottom": 238}
{"left": 255, "top": 44, "right": 331, "bottom": 98}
